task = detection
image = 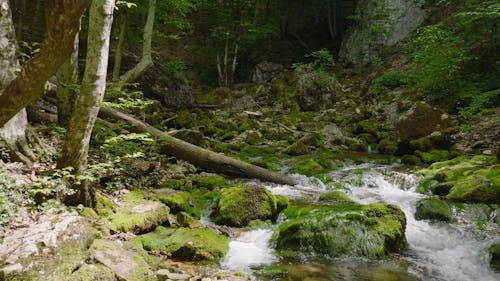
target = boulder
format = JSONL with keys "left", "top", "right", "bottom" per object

{"left": 251, "top": 61, "right": 284, "bottom": 83}
{"left": 396, "top": 102, "right": 453, "bottom": 142}
{"left": 135, "top": 226, "right": 229, "bottom": 262}
{"left": 417, "top": 155, "right": 500, "bottom": 203}
{"left": 275, "top": 203, "right": 407, "bottom": 258}
{"left": 153, "top": 189, "right": 199, "bottom": 218}
{"left": 489, "top": 244, "right": 500, "bottom": 272}
{"left": 294, "top": 67, "right": 338, "bottom": 111}
{"left": 68, "top": 264, "right": 118, "bottom": 281}
{"left": 169, "top": 129, "right": 207, "bottom": 148}
{"left": 108, "top": 190, "right": 170, "bottom": 234}
{"left": 414, "top": 198, "right": 452, "bottom": 221}
{"left": 89, "top": 239, "right": 157, "bottom": 281}
{"left": 339, "top": 0, "right": 427, "bottom": 65}
{"left": 0, "top": 211, "right": 96, "bottom": 280}
{"left": 212, "top": 186, "right": 278, "bottom": 227}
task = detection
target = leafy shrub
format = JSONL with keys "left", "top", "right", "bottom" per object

{"left": 371, "top": 72, "right": 412, "bottom": 94}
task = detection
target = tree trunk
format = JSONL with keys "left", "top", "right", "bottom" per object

{"left": 119, "top": 0, "right": 156, "bottom": 83}
{"left": 0, "top": 0, "right": 90, "bottom": 127}
{"left": 112, "top": 9, "right": 127, "bottom": 81}
{"left": 98, "top": 107, "right": 298, "bottom": 186}
{"left": 0, "top": 0, "right": 35, "bottom": 165}
{"left": 55, "top": 21, "right": 81, "bottom": 126}
{"left": 58, "top": 0, "right": 115, "bottom": 206}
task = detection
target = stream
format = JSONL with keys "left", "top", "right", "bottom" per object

{"left": 220, "top": 164, "right": 500, "bottom": 281}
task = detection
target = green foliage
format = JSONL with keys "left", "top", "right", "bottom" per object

{"left": 101, "top": 133, "right": 155, "bottom": 158}
{"left": 293, "top": 49, "right": 335, "bottom": 71}
{"left": 17, "top": 41, "right": 40, "bottom": 63}
{"left": 102, "top": 82, "right": 154, "bottom": 118}
{"left": 406, "top": 24, "right": 468, "bottom": 95}
{"left": 370, "top": 72, "right": 412, "bottom": 94}
{"left": 459, "top": 88, "right": 499, "bottom": 119}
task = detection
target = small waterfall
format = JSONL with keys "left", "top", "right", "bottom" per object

{"left": 221, "top": 229, "right": 278, "bottom": 272}
{"left": 341, "top": 167, "right": 500, "bottom": 281}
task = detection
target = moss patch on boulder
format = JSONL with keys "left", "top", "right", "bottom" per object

{"left": 275, "top": 203, "right": 407, "bottom": 259}
{"left": 68, "top": 264, "right": 118, "bottom": 281}
{"left": 489, "top": 243, "right": 500, "bottom": 272}
{"left": 318, "top": 191, "right": 353, "bottom": 204}
{"left": 212, "top": 186, "right": 278, "bottom": 227}
{"left": 414, "top": 198, "right": 451, "bottom": 221}
{"left": 135, "top": 226, "right": 229, "bottom": 262}
{"left": 417, "top": 155, "right": 500, "bottom": 203}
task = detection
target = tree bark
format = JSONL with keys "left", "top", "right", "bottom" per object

{"left": 56, "top": 21, "right": 81, "bottom": 126}
{"left": 58, "top": 0, "right": 115, "bottom": 206}
{"left": 112, "top": 9, "right": 127, "bottom": 81}
{"left": 119, "top": 0, "right": 156, "bottom": 83}
{"left": 98, "top": 107, "right": 298, "bottom": 186}
{"left": 0, "top": 0, "right": 35, "bottom": 165}
{"left": 0, "top": 0, "right": 90, "bottom": 127}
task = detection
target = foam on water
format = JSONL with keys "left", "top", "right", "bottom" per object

{"left": 221, "top": 229, "right": 278, "bottom": 272}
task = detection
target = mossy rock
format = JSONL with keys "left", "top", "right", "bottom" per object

{"left": 192, "top": 175, "right": 229, "bottom": 190}
{"left": 275, "top": 203, "right": 407, "bottom": 259}
{"left": 108, "top": 190, "right": 170, "bottom": 234}
{"left": 377, "top": 138, "right": 398, "bottom": 155}
{"left": 276, "top": 195, "right": 290, "bottom": 213}
{"left": 283, "top": 141, "right": 308, "bottom": 156}
{"left": 416, "top": 150, "right": 450, "bottom": 164}
{"left": 161, "top": 179, "right": 193, "bottom": 191}
{"left": 417, "top": 155, "right": 500, "bottom": 203}
{"left": 414, "top": 198, "right": 451, "bottom": 221}
{"left": 94, "top": 193, "right": 117, "bottom": 217}
{"left": 89, "top": 239, "right": 157, "bottom": 281}
{"left": 489, "top": 243, "right": 500, "bottom": 272}
{"left": 401, "top": 155, "right": 422, "bottom": 165}
{"left": 135, "top": 226, "right": 228, "bottom": 262}
{"left": 318, "top": 191, "right": 353, "bottom": 204}
{"left": 68, "top": 264, "right": 118, "bottom": 281}
{"left": 153, "top": 190, "right": 199, "bottom": 218}
{"left": 212, "top": 186, "right": 278, "bottom": 227}
{"left": 291, "top": 159, "right": 325, "bottom": 176}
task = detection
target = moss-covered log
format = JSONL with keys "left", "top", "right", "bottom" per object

{"left": 99, "top": 107, "right": 298, "bottom": 186}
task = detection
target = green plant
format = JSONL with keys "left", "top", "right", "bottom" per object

{"left": 293, "top": 49, "right": 335, "bottom": 71}
{"left": 371, "top": 72, "right": 413, "bottom": 94}
{"left": 102, "top": 82, "right": 154, "bottom": 119}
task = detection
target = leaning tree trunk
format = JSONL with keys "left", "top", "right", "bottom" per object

{"left": 0, "top": 0, "right": 90, "bottom": 127}
{"left": 99, "top": 107, "right": 298, "bottom": 186}
{"left": 119, "top": 0, "right": 156, "bottom": 83}
{"left": 0, "top": 0, "right": 35, "bottom": 165}
{"left": 55, "top": 21, "right": 81, "bottom": 126}
{"left": 58, "top": 0, "right": 115, "bottom": 207}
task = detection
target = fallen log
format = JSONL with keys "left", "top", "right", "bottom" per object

{"left": 99, "top": 107, "right": 299, "bottom": 186}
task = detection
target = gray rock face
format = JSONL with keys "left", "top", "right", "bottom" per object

{"left": 339, "top": 0, "right": 427, "bottom": 65}
{"left": 251, "top": 61, "right": 284, "bottom": 83}
{"left": 0, "top": 211, "right": 96, "bottom": 280}
{"left": 89, "top": 239, "right": 157, "bottom": 281}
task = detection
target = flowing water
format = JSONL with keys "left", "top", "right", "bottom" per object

{"left": 221, "top": 164, "right": 500, "bottom": 281}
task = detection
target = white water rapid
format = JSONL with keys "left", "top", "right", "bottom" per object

{"left": 341, "top": 166, "right": 500, "bottom": 281}
{"left": 220, "top": 165, "right": 499, "bottom": 281}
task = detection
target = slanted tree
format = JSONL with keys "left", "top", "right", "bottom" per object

{"left": 0, "top": 0, "right": 35, "bottom": 164}
{"left": 0, "top": 0, "right": 90, "bottom": 127}
{"left": 58, "top": 0, "right": 115, "bottom": 206}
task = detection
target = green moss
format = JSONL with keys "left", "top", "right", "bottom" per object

{"left": 414, "top": 198, "right": 452, "bottom": 221}
{"left": 155, "top": 190, "right": 199, "bottom": 218}
{"left": 212, "top": 186, "right": 278, "bottom": 227}
{"left": 68, "top": 264, "right": 117, "bottom": 281}
{"left": 283, "top": 141, "right": 309, "bottom": 156}
{"left": 94, "top": 193, "right": 116, "bottom": 217}
{"left": 416, "top": 150, "right": 450, "bottom": 164}
{"left": 193, "top": 175, "right": 229, "bottom": 190}
{"left": 402, "top": 155, "right": 422, "bottom": 165}
{"left": 489, "top": 243, "right": 500, "bottom": 272}
{"left": 161, "top": 179, "right": 192, "bottom": 191}
{"left": 318, "top": 191, "right": 353, "bottom": 204}
{"left": 136, "top": 226, "right": 229, "bottom": 262}
{"left": 124, "top": 189, "right": 145, "bottom": 204}
{"left": 417, "top": 155, "right": 499, "bottom": 203}
{"left": 108, "top": 201, "right": 170, "bottom": 234}
{"left": 276, "top": 195, "right": 289, "bottom": 212}
{"left": 291, "top": 159, "right": 325, "bottom": 176}
{"left": 276, "top": 203, "right": 406, "bottom": 259}
{"left": 80, "top": 207, "right": 99, "bottom": 219}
